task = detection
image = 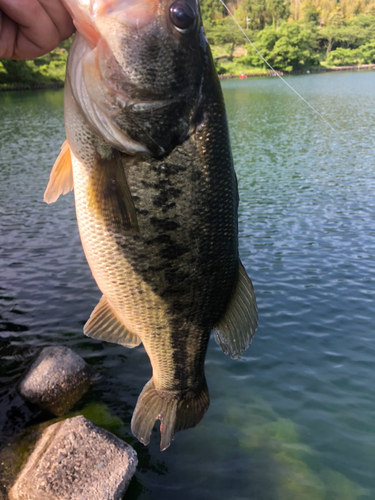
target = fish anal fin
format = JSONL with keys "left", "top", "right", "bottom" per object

{"left": 84, "top": 295, "right": 141, "bottom": 348}
{"left": 44, "top": 140, "right": 73, "bottom": 204}
{"left": 89, "top": 151, "right": 139, "bottom": 234}
{"left": 131, "top": 378, "right": 209, "bottom": 451}
{"left": 213, "top": 260, "right": 258, "bottom": 360}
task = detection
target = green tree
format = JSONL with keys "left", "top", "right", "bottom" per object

{"left": 302, "top": 1, "right": 320, "bottom": 24}
{"left": 243, "top": 0, "right": 268, "bottom": 30}
{"left": 233, "top": 5, "right": 247, "bottom": 28}
{"left": 325, "top": 40, "right": 375, "bottom": 65}
{"left": 328, "top": 6, "right": 345, "bottom": 27}
{"left": 0, "top": 44, "right": 68, "bottom": 89}
{"left": 243, "top": 0, "right": 289, "bottom": 29}
{"left": 199, "top": 0, "right": 226, "bottom": 27}
{"left": 206, "top": 19, "right": 248, "bottom": 60}
{"left": 318, "top": 14, "right": 375, "bottom": 54}
{"left": 325, "top": 47, "right": 364, "bottom": 65}
{"left": 360, "top": 40, "right": 375, "bottom": 62}
{"left": 266, "top": 0, "right": 290, "bottom": 28}
{"left": 347, "top": 12, "right": 375, "bottom": 31}
{"left": 241, "top": 22, "right": 319, "bottom": 71}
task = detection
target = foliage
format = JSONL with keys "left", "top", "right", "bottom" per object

{"left": 325, "top": 41, "right": 375, "bottom": 65}
{"left": 302, "top": 1, "right": 320, "bottom": 24}
{"left": 204, "top": 4, "right": 375, "bottom": 74}
{"left": 318, "top": 14, "right": 375, "bottom": 53}
{"left": 199, "top": 0, "right": 375, "bottom": 28}
{"left": 215, "top": 58, "right": 268, "bottom": 75}
{"left": 206, "top": 22, "right": 250, "bottom": 47}
{"left": 325, "top": 47, "right": 364, "bottom": 65}
{"left": 361, "top": 40, "right": 375, "bottom": 62}
{"left": 200, "top": 0, "right": 226, "bottom": 26}
{"left": 2, "top": 2, "right": 375, "bottom": 87}
{"left": 241, "top": 0, "right": 290, "bottom": 29}
{"left": 0, "top": 39, "right": 71, "bottom": 89}
{"left": 239, "top": 22, "right": 319, "bottom": 71}
{"left": 288, "top": 0, "right": 375, "bottom": 24}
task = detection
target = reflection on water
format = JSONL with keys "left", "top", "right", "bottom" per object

{"left": 1, "top": 73, "right": 375, "bottom": 498}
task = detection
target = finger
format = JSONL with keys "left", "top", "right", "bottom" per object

{"left": 39, "top": 0, "right": 74, "bottom": 43}
{"left": 0, "top": 12, "right": 20, "bottom": 58}
{"left": 0, "top": 0, "right": 74, "bottom": 59}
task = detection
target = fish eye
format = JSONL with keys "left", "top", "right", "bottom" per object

{"left": 169, "top": 1, "right": 196, "bottom": 32}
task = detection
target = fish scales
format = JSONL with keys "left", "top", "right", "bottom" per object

{"left": 45, "top": 0, "right": 258, "bottom": 450}
{"left": 71, "top": 79, "right": 238, "bottom": 391}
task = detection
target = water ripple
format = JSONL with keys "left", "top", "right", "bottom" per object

{"left": 1, "top": 76, "right": 375, "bottom": 498}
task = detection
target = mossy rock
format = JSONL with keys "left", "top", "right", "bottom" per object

{"left": 75, "top": 403, "right": 125, "bottom": 437}
{"left": 0, "top": 403, "right": 126, "bottom": 496}
{"left": 0, "top": 421, "right": 51, "bottom": 493}
{"left": 239, "top": 416, "right": 366, "bottom": 500}
{"left": 321, "top": 469, "right": 370, "bottom": 500}
{"left": 224, "top": 394, "right": 279, "bottom": 430}
{"left": 239, "top": 418, "right": 325, "bottom": 500}
{"left": 241, "top": 418, "right": 312, "bottom": 455}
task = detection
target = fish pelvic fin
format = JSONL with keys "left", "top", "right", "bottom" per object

{"left": 84, "top": 295, "right": 141, "bottom": 348}
{"left": 44, "top": 140, "right": 73, "bottom": 204}
{"left": 213, "top": 260, "right": 258, "bottom": 360}
{"left": 131, "top": 378, "right": 209, "bottom": 451}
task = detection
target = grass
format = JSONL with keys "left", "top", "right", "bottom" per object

{"left": 217, "top": 59, "right": 268, "bottom": 76}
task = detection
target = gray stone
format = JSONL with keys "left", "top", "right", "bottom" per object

{"left": 18, "top": 346, "right": 98, "bottom": 416}
{"left": 0, "top": 419, "right": 53, "bottom": 495}
{"left": 9, "top": 416, "right": 138, "bottom": 500}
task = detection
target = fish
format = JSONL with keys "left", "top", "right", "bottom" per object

{"left": 44, "top": 0, "right": 258, "bottom": 450}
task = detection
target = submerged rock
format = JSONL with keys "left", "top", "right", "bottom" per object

{"left": 18, "top": 346, "right": 98, "bottom": 416}
{"left": 238, "top": 416, "right": 367, "bottom": 500}
{"left": 8, "top": 416, "right": 138, "bottom": 500}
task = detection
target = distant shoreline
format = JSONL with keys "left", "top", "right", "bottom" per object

{"left": 1, "top": 64, "right": 374, "bottom": 91}
{"left": 218, "top": 63, "right": 375, "bottom": 79}
{"left": 0, "top": 82, "right": 64, "bottom": 92}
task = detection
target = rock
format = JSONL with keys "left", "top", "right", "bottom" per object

{"left": 18, "top": 346, "right": 98, "bottom": 416}
{"left": 0, "top": 403, "right": 129, "bottom": 497}
{"left": 0, "top": 419, "right": 53, "bottom": 495}
{"left": 8, "top": 416, "right": 138, "bottom": 500}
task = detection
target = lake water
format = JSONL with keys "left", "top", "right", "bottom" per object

{"left": 1, "top": 71, "right": 375, "bottom": 499}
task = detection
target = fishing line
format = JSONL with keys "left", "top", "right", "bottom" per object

{"left": 218, "top": 0, "right": 339, "bottom": 136}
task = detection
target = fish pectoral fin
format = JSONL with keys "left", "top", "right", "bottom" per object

{"left": 44, "top": 140, "right": 74, "bottom": 204}
{"left": 84, "top": 295, "right": 141, "bottom": 348}
{"left": 213, "top": 260, "right": 258, "bottom": 360}
{"left": 131, "top": 378, "right": 209, "bottom": 451}
{"left": 89, "top": 151, "right": 139, "bottom": 234}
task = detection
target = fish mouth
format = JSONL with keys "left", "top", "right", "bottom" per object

{"left": 93, "top": 0, "right": 159, "bottom": 28}
{"left": 63, "top": 0, "right": 160, "bottom": 41}
{"left": 64, "top": 0, "right": 199, "bottom": 46}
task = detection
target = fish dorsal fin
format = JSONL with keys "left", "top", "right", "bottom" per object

{"left": 44, "top": 140, "right": 74, "bottom": 204}
{"left": 84, "top": 295, "right": 141, "bottom": 348}
{"left": 213, "top": 260, "right": 258, "bottom": 359}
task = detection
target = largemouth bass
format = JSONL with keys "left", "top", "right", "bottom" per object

{"left": 44, "top": 0, "right": 258, "bottom": 450}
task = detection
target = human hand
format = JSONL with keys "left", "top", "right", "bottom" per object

{"left": 0, "top": 0, "right": 74, "bottom": 60}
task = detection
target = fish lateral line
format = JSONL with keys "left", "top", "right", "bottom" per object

{"left": 218, "top": 0, "right": 340, "bottom": 138}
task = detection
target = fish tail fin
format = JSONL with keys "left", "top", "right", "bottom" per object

{"left": 131, "top": 378, "right": 209, "bottom": 451}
